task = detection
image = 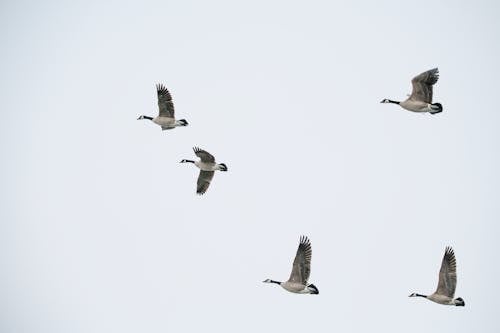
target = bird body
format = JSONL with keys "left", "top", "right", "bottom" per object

{"left": 427, "top": 294, "right": 460, "bottom": 305}
{"left": 154, "top": 116, "right": 186, "bottom": 130}
{"left": 194, "top": 160, "right": 227, "bottom": 172}
{"left": 281, "top": 281, "right": 319, "bottom": 294}
{"left": 399, "top": 99, "right": 441, "bottom": 113}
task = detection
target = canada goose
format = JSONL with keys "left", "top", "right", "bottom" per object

{"left": 180, "top": 147, "right": 227, "bottom": 195}
{"left": 381, "top": 68, "right": 443, "bottom": 114}
{"left": 409, "top": 247, "right": 465, "bottom": 306}
{"left": 137, "top": 83, "right": 188, "bottom": 130}
{"left": 263, "top": 236, "right": 319, "bottom": 295}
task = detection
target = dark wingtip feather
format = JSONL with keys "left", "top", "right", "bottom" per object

{"left": 444, "top": 246, "right": 457, "bottom": 268}
{"left": 156, "top": 83, "right": 169, "bottom": 95}
{"left": 300, "top": 235, "right": 310, "bottom": 246}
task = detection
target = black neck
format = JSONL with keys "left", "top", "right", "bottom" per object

{"left": 269, "top": 280, "right": 281, "bottom": 285}
{"left": 387, "top": 99, "right": 400, "bottom": 105}
{"left": 414, "top": 293, "right": 427, "bottom": 298}
{"left": 183, "top": 159, "right": 195, "bottom": 163}
{"left": 141, "top": 115, "right": 154, "bottom": 120}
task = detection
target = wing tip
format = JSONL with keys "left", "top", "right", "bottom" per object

{"left": 429, "top": 68, "right": 439, "bottom": 82}
{"left": 299, "top": 235, "right": 311, "bottom": 246}
{"left": 196, "top": 185, "right": 209, "bottom": 195}
{"left": 412, "top": 68, "right": 440, "bottom": 84}
{"left": 156, "top": 83, "right": 169, "bottom": 94}
{"left": 444, "top": 246, "right": 457, "bottom": 267}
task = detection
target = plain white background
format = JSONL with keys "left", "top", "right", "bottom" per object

{"left": 1, "top": 0, "right": 499, "bottom": 332}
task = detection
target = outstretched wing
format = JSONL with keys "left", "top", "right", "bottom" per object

{"left": 156, "top": 83, "right": 175, "bottom": 118}
{"left": 435, "top": 246, "right": 457, "bottom": 298}
{"left": 409, "top": 68, "right": 439, "bottom": 103}
{"left": 288, "top": 236, "right": 312, "bottom": 285}
{"left": 197, "top": 170, "right": 215, "bottom": 195}
{"left": 193, "top": 147, "right": 215, "bottom": 163}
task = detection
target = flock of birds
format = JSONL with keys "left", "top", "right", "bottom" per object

{"left": 138, "top": 83, "right": 227, "bottom": 195}
{"left": 137, "top": 68, "right": 465, "bottom": 306}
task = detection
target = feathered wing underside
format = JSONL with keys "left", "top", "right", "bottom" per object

{"left": 156, "top": 83, "right": 175, "bottom": 118}
{"left": 288, "top": 236, "right": 312, "bottom": 285}
{"left": 435, "top": 246, "right": 457, "bottom": 298}
{"left": 193, "top": 147, "right": 215, "bottom": 163}
{"left": 409, "top": 68, "right": 439, "bottom": 103}
{"left": 197, "top": 170, "right": 215, "bottom": 195}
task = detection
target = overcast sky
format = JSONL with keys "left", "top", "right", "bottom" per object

{"left": 1, "top": 0, "right": 499, "bottom": 332}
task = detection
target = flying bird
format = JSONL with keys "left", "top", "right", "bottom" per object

{"left": 409, "top": 247, "right": 465, "bottom": 306}
{"left": 180, "top": 147, "right": 227, "bottom": 195}
{"left": 137, "top": 83, "right": 188, "bottom": 130}
{"left": 381, "top": 68, "right": 443, "bottom": 114}
{"left": 263, "top": 236, "right": 319, "bottom": 294}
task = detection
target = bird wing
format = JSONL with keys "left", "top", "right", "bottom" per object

{"left": 288, "top": 236, "right": 312, "bottom": 285}
{"left": 156, "top": 83, "right": 175, "bottom": 118}
{"left": 193, "top": 147, "right": 215, "bottom": 163}
{"left": 197, "top": 170, "right": 215, "bottom": 195}
{"left": 435, "top": 246, "right": 457, "bottom": 298}
{"left": 409, "top": 68, "right": 439, "bottom": 103}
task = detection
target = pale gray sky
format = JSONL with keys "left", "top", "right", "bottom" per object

{"left": 1, "top": 0, "right": 499, "bottom": 332}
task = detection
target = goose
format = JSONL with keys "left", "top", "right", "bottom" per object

{"left": 263, "top": 236, "right": 319, "bottom": 294}
{"left": 409, "top": 247, "right": 465, "bottom": 306}
{"left": 137, "top": 83, "right": 188, "bottom": 130}
{"left": 180, "top": 147, "right": 227, "bottom": 195}
{"left": 381, "top": 68, "right": 443, "bottom": 114}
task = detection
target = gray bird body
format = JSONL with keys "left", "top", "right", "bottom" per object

{"left": 150, "top": 116, "right": 179, "bottom": 130}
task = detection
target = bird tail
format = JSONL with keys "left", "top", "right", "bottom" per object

{"left": 430, "top": 103, "right": 443, "bottom": 114}
{"left": 307, "top": 284, "right": 319, "bottom": 294}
